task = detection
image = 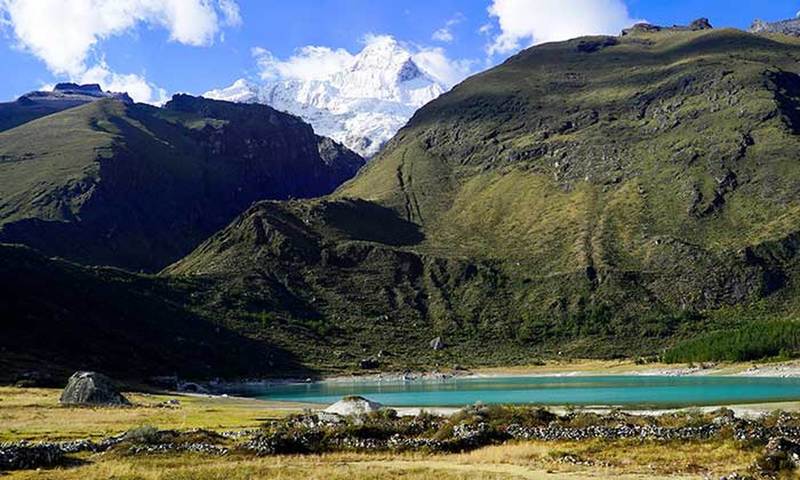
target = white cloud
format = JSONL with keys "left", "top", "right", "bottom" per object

{"left": 431, "top": 13, "right": 464, "bottom": 43}
{"left": 0, "top": 0, "right": 240, "bottom": 104}
{"left": 79, "top": 62, "right": 168, "bottom": 104}
{"left": 217, "top": 0, "right": 241, "bottom": 27}
{"left": 412, "top": 47, "right": 475, "bottom": 87}
{"left": 253, "top": 45, "right": 354, "bottom": 82}
{"left": 486, "top": 0, "right": 639, "bottom": 55}
{"left": 0, "top": 0, "right": 240, "bottom": 76}
{"left": 432, "top": 28, "right": 454, "bottom": 43}
{"left": 252, "top": 34, "right": 475, "bottom": 89}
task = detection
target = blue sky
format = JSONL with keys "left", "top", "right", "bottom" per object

{"left": 1, "top": 0, "right": 800, "bottom": 103}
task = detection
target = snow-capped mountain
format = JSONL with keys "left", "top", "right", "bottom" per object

{"left": 204, "top": 37, "right": 447, "bottom": 158}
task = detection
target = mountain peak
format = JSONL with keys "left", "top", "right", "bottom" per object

{"left": 53, "top": 83, "right": 104, "bottom": 94}
{"left": 396, "top": 58, "right": 424, "bottom": 82}
{"left": 350, "top": 36, "right": 411, "bottom": 71}
{"left": 349, "top": 37, "right": 426, "bottom": 84}
{"left": 204, "top": 37, "right": 446, "bottom": 158}
{"left": 203, "top": 79, "right": 258, "bottom": 104}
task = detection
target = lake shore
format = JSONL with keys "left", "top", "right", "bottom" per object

{"left": 210, "top": 359, "right": 800, "bottom": 418}
{"left": 308, "top": 358, "right": 800, "bottom": 385}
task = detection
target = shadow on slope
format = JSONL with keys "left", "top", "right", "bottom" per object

{"left": 0, "top": 244, "right": 313, "bottom": 384}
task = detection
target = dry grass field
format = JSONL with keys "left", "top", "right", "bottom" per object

{"left": 0, "top": 386, "right": 773, "bottom": 480}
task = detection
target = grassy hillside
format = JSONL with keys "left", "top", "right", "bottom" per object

{"left": 0, "top": 97, "right": 84, "bottom": 132}
{"left": 0, "top": 95, "right": 364, "bottom": 272}
{"left": 166, "top": 28, "right": 800, "bottom": 367}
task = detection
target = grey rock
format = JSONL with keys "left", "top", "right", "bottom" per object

{"left": 24, "top": 83, "right": 133, "bottom": 105}
{"left": 430, "top": 336, "right": 445, "bottom": 351}
{"left": 759, "top": 436, "right": 800, "bottom": 471}
{"left": 59, "top": 371, "right": 130, "bottom": 406}
{"left": 621, "top": 23, "right": 662, "bottom": 36}
{"left": 750, "top": 17, "right": 800, "bottom": 36}
{"left": 621, "top": 18, "right": 712, "bottom": 37}
{"left": 689, "top": 18, "right": 713, "bottom": 31}
{"left": 0, "top": 442, "right": 64, "bottom": 470}
{"left": 324, "top": 396, "right": 384, "bottom": 416}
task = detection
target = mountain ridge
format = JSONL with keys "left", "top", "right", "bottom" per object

{"left": 0, "top": 94, "right": 364, "bottom": 271}
{"left": 0, "top": 83, "right": 133, "bottom": 133}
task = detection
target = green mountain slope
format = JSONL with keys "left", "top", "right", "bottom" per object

{"left": 0, "top": 94, "right": 364, "bottom": 271}
{"left": 167, "top": 28, "right": 800, "bottom": 366}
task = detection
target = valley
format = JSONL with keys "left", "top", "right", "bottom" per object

{"left": 5, "top": 10, "right": 800, "bottom": 479}
{"left": 5, "top": 26, "right": 800, "bottom": 382}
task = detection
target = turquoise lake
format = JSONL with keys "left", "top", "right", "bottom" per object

{"left": 239, "top": 376, "right": 800, "bottom": 408}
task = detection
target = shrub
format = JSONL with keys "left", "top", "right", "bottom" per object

{"left": 663, "top": 320, "right": 800, "bottom": 363}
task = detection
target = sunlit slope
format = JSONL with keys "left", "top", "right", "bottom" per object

{"left": 341, "top": 29, "right": 800, "bottom": 263}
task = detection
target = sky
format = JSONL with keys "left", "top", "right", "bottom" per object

{"left": 1, "top": 0, "right": 800, "bottom": 103}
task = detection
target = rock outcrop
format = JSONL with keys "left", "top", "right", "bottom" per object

{"left": 622, "top": 18, "right": 712, "bottom": 36}
{"left": 750, "top": 17, "right": 800, "bottom": 36}
{"left": 59, "top": 372, "right": 130, "bottom": 406}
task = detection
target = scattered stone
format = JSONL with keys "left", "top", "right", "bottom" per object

{"left": 324, "top": 396, "right": 383, "bottom": 416}
{"left": 430, "top": 336, "right": 445, "bottom": 351}
{"left": 59, "top": 372, "right": 130, "bottom": 406}
{"left": 756, "top": 437, "right": 800, "bottom": 474}
{"left": 0, "top": 442, "right": 64, "bottom": 470}
{"left": 127, "top": 442, "right": 228, "bottom": 456}
{"left": 719, "top": 474, "right": 755, "bottom": 480}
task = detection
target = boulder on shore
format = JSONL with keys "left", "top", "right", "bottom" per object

{"left": 59, "top": 371, "right": 130, "bottom": 406}
{"left": 323, "top": 396, "right": 383, "bottom": 416}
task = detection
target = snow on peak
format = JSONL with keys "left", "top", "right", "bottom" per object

{"left": 204, "top": 38, "right": 447, "bottom": 158}
{"left": 203, "top": 79, "right": 258, "bottom": 103}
